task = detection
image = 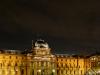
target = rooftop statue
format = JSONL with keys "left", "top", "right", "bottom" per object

{"left": 34, "top": 39, "right": 49, "bottom": 49}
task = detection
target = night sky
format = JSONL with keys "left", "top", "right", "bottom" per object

{"left": 0, "top": 0, "right": 100, "bottom": 55}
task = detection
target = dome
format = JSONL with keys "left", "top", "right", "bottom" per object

{"left": 34, "top": 39, "right": 49, "bottom": 49}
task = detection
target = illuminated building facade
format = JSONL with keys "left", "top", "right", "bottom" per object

{"left": 0, "top": 39, "right": 100, "bottom": 75}
{"left": 0, "top": 50, "right": 26, "bottom": 75}
{"left": 28, "top": 39, "right": 57, "bottom": 75}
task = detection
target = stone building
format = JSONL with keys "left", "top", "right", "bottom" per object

{"left": 0, "top": 39, "right": 100, "bottom": 75}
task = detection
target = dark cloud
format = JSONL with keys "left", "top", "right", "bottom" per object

{"left": 0, "top": 0, "right": 100, "bottom": 54}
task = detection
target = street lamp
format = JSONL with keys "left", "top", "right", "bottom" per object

{"left": 38, "top": 69, "right": 41, "bottom": 72}
{"left": 52, "top": 69, "right": 55, "bottom": 73}
{"left": 37, "top": 69, "right": 41, "bottom": 75}
{"left": 51, "top": 69, "right": 55, "bottom": 75}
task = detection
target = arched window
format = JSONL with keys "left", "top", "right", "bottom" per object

{"left": 15, "top": 63, "right": 17, "bottom": 66}
{"left": 8, "top": 63, "right": 11, "bottom": 67}
{"left": 21, "top": 69, "right": 24, "bottom": 75}
{"left": 32, "top": 69, "right": 34, "bottom": 75}
{"left": 7, "top": 63, "right": 11, "bottom": 75}
{"left": 9, "top": 56, "right": 11, "bottom": 59}
{"left": 16, "top": 56, "right": 18, "bottom": 59}
{"left": 0, "top": 63, "right": 2, "bottom": 67}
